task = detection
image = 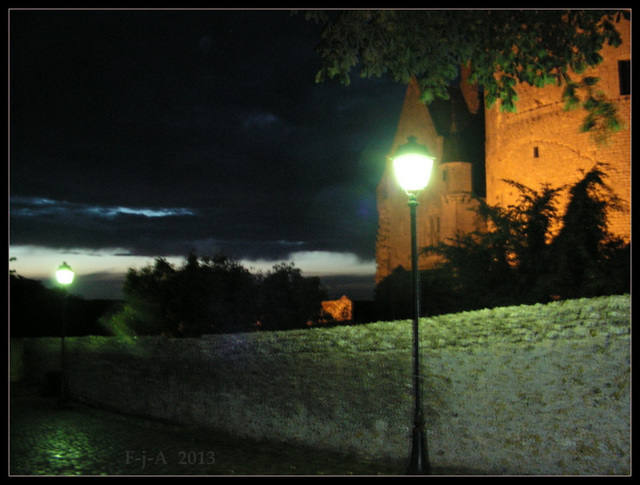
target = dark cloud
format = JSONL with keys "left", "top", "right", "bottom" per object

{"left": 10, "top": 9, "right": 406, "bottom": 277}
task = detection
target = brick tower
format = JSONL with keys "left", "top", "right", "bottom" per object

{"left": 484, "top": 17, "right": 631, "bottom": 243}
{"left": 375, "top": 77, "right": 486, "bottom": 283}
{"left": 376, "top": 16, "right": 630, "bottom": 285}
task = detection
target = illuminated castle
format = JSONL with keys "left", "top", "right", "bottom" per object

{"left": 375, "top": 16, "right": 630, "bottom": 284}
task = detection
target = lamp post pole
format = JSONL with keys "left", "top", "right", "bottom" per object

{"left": 56, "top": 262, "right": 74, "bottom": 403}
{"left": 61, "top": 288, "right": 68, "bottom": 400}
{"left": 391, "top": 135, "right": 435, "bottom": 475}
{"left": 407, "top": 193, "right": 430, "bottom": 475}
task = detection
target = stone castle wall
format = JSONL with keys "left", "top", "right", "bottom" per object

{"left": 375, "top": 81, "right": 484, "bottom": 283}
{"left": 13, "top": 295, "right": 630, "bottom": 475}
{"left": 484, "top": 17, "right": 631, "bottom": 241}
{"left": 376, "top": 17, "right": 631, "bottom": 283}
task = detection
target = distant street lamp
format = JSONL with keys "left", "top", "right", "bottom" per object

{"left": 392, "top": 136, "right": 435, "bottom": 475}
{"left": 56, "top": 261, "right": 75, "bottom": 286}
{"left": 56, "top": 262, "right": 74, "bottom": 402}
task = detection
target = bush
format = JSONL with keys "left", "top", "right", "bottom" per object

{"left": 376, "top": 164, "right": 630, "bottom": 318}
{"left": 107, "top": 254, "right": 328, "bottom": 336}
{"left": 256, "top": 262, "right": 328, "bottom": 331}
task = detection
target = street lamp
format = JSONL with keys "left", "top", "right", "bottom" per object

{"left": 56, "top": 261, "right": 75, "bottom": 286}
{"left": 56, "top": 262, "right": 74, "bottom": 402}
{"left": 392, "top": 135, "right": 435, "bottom": 475}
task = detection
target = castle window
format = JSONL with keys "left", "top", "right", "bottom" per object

{"left": 618, "top": 60, "right": 630, "bottom": 96}
{"left": 533, "top": 146, "right": 539, "bottom": 158}
{"left": 442, "top": 169, "right": 447, "bottom": 182}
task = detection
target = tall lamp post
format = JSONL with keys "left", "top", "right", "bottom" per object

{"left": 392, "top": 136, "right": 435, "bottom": 475}
{"left": 56, "top": 262, "right": 75, "bottom": 402}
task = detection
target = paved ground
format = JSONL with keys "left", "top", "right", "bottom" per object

{"left": 9, "top": 383, "right": 410, "bottom": 476}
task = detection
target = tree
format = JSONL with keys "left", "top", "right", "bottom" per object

{"left": 430, "top": 181, "right": 564, "bottom": 307}
{"left": 9, "top": 270, "right": 113, "bottom": 338}
{"left": 118, "top": 257, "right": 180, "bottom": 336}
{"left": 305, "top": 9, "right": 628, "bottom": 139}
{"left": 110, "top": 254, "right": 329, "bottom": 336}
{"left": 374, "top": 266, "right": 413, "bottom": 320}
{"left": 115, "top": 253, "right": 259, "bottom": 337}
{"left": 485, "top": 180, "right": 564, "bottom": 295}
{"left": 257, "top": 262, "right": 328, "bottom": 331}
{"left": 10, "top": 273, "right": 64, "bottom": 338}
{"left": 195, "top": 254, "right": 259, "bottom": 333}
{"left": 550, "top": 164, "right": 629, "bottom": 297}
{"left": 417, "top": 165, "right": 628, "bottom": 311}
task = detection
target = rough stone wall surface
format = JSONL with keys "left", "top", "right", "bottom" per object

{"left": 15, "top": 295, "right": 630, "bottom": 475}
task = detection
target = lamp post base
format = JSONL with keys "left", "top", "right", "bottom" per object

{"left": 407, "top": 427, "right": 431, "bottom": 475}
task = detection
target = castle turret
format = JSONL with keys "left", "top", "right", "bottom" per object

{"left": 375, "top": 78, "right": 485, "bottom": 283}
{"left": 376, "top": 14, "right": 629, "bottom": 287}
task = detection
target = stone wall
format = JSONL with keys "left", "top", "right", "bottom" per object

{"left": 13, "top": 295, "right": 630, "bottom": 475}
{"left": 377, "top": 18, "right": 631, "bottom": 284}
{"left": 485, "top": 17, "right": 631, "bottom": 242}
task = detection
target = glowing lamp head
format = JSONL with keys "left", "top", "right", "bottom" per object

{"left": 56, "top": 262, "right": 75, "bottom": 285}
{"left": 392, "top": 136, "right": 435, "bottom": 194}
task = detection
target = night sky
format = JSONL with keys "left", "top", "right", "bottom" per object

{"left": 9, "top": 9, "right": 408, "bottom": 300}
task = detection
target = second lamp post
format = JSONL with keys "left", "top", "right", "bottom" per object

{"left": 56, "top": 261, "right": 75, "bottom": 403}
{"left": 392, "top": 135, "right": 435, "bottom": 475}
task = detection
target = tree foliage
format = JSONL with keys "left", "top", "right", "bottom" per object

{"left": 109, "top": 254, "right": 328, "bottom": 337}
{"left": 256, "top": 262, "right": 328, "bottom": 331}
{"left": 114, "top": 253, "right": 257, "bottom": 336}
{"left": 436, "top": 165, "right": 628, "bottom": 307}
{"left": 10, "top": 273, "right": 69, "bottom": 338}
{"left": 9, "top": 271, "right": 117, "bottom": 338}
{"left": 550, "top": 167, "right": 629, "bottom": 297}
{"left": 304, "top": 9, "right": 628, "bottom": 139}
{"left": 375, "top": 165, "right": 629, "bottom": 317}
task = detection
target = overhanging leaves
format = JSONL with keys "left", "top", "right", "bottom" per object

{"left": 306, "top": 9, "right": 628, "bottom": 142}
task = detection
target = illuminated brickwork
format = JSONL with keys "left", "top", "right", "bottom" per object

{"left": 485, "top": 17, "right": 630, "bottom": 242}
{"left": 321, "top": 295, "right": 353, "bottom": 322}
{"left": 376, "top": 17, "right": 630, "bottom": 283}
{"left": 375, "top": 78, "right": 485, "bottom": 283}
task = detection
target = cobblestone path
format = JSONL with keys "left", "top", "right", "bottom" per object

{"left": 9, "top": 383, "right": 404, "bottom": 476}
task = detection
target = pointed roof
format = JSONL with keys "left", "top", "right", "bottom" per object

{"left": 389, "top": 77, "right": 440, "bottom": 160}
{"left": 382, "top": 77, "right": 485, "bottom": 195}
